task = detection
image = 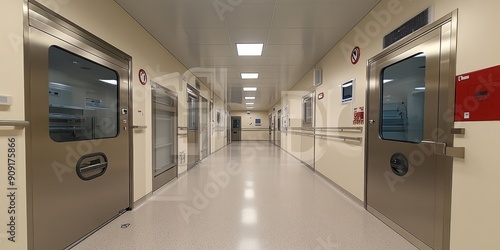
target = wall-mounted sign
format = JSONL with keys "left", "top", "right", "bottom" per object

{"left": 318, "top": 92, "right": 325, "bottom": 100}
{"left": 353, "top": 106, "right": 365, "bottom": 125}
{"left": 138, "top": 69, "right": 148, "bottom": 85}
{"left": 351, "top": 46, "right": 361, "bottom": 65}
{"left": 341, "top": 79, "right": 355, "bottom": 104}
{"left": 255, "top": 118, "right": 261, "bottom": 126}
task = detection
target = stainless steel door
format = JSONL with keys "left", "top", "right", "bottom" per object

{"left": 231, "top": 116, "right": 241, "bottom": 141}
{"left": 152, "top": 84, "right": 177, "bottom": 191}
{"left": 28, "top": 23, "right": 130, "bottom": 249}
{"left": 366, "top": 14, "right": 457, "bottom": 250}
{"left": 302, "top": 92, "right": 315, "bottom": 168}
{"left": 201, "top": 97, "right": 209, "bottom": 159}
{"left": 268, "top": 115, "right": 272, "bottom": 142}
{"left": 276, "top": 110, "right": 282, "bottom": 147}
{"left": 187, "top": 87, "right": 200, "bottom": 169}
{"left": 272, "top": 114, "right": 276, "bottom": 144}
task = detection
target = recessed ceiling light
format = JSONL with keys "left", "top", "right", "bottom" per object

{"left": 243, "top": 87, "right": 257, "bottom": 91}
{"left": 415, "top": 87, "right": 426, "bottom": 90}
{"left": 245, "top": 97, "right": 255, "bottom": 100}
{"left": 383, "top": 79, "right": 394, "bottom": 83}
{"left": 99, "top": 79, "right": 118, "bottom": 85}
{"left": 237, "top": 43, "right": 263, "bottom": 56}
{"left": 241, "top": 73, "right": 259, "bottom": 79}
{"left": 246, "top": 103, "right": 255, "bottom": 105}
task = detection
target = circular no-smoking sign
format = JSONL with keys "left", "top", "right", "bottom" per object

{"left": 138, "top": 69, "right": 148, "bottom": 85}
{"left": 351, "top": 47, "right": 361, "bottom": 65}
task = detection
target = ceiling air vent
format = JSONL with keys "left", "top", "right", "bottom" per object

{"left": 313, "top": 68, "right": 322, "bottom": 87}
{"left": 383, "top": 8, "right": 430, "bottom": 49}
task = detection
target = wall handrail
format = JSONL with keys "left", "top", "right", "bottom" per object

{"left": 240, "top": 128, "right": 270, "bottom": 132}
{"left": 288, "top": 126, "right": 363, "bottom": 132}
{"left": 0, "top": 120, "right": 30, "bottom": 127}
{"left": 315, "top": 134, "right": 362, "bottom": 142}
{"left": 314, "top": 127, "right": 363, "bottom": 132}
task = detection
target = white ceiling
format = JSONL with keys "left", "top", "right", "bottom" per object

{"left": 115, "top": 0, "right": 381, "bottom": 111}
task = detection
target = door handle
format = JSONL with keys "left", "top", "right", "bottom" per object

{"left": 420, "top": 140, "right": 465, "bottom": 159}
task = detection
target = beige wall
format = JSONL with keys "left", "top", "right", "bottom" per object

{"left": 212, "top": 94, "right": 227, "bottom": 152}
{"left": 231, "top": 111, "right": 270, "bottom": 141}
{"left": 0, "top": 1, "right": 27, "bottom": 249}
{"left": 270, "top": 0, "right": 500, "bottom": 248}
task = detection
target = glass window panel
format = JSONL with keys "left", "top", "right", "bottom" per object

{"left": 381, "top": 53, "right": 426, "bottom": 143}
{"left": 303, "top": 96, "right": 312, "bottom": 126}
{"left": 48, "top": 46, "right": 118, "bottom": 142}
{"left": 154, "top": 108, "right": 175, "bottom": 175}
{"left": 278, "top": 111, "right": 281, "bottom": 131}
{"left": 188, "top": 95, "right": 198, "bottom": 130}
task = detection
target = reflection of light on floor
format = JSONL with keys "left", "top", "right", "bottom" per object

{"left": 238, "top": 238, "right": 259, "bottom": 250}
{"left": 246, "top": 181, "right": 254, "bottom": 187}
{"left": 244, "top": 189, "right": 255, "bottom": 199}
{"left": 241, "top": 208, "right": 257, "bottom": 224}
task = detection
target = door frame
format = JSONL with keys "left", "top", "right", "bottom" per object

{"left": 186, "top": 85, "right": 200, "bottom": 169}
{"left": 230, "top": 116, "right": 242, "bottom": 141}
{"left": 24, "top": 2, "right": 134, "bottom": 249}
{"left": 151, "top": 82, "right": 178, "bottom": 191}
{"left": 200, "top": 96, "right": 209, "bottom": 159}
{"left": 365, "top": 10, "right": 457, "bottom": 250}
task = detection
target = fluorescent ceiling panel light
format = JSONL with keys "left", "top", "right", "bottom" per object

{"left": 99, "top": 79, "right": 118, "bottom": 85}
{"left": 415, "top": 87, "right": 426, "bottom": 90}
{"left": 246, "top": 103, "right": 255, "bottom": 105}
{"left": 237, "top": 43, "right": 263, "bottom": 56}
{"left": 243, "top": 87, "right": 257, "bottom": 91}
{"left": 383, "top": 79, "right": 394, "bottom": 84}
{"left": 241, "top": 73, "right": 259, "bottom": 79}
{"left": 245, "top": 97, "right": 255, "bottom": 100}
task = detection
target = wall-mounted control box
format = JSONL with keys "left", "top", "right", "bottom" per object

{"left": 0, "top": 95, "right": 12, "bottom": 106}
{"left": 455, "top": 65, "right": 500, "bottom": 121}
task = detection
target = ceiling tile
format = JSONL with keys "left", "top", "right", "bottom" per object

{"left": 197, "top": 45, "right": 235, "bottom": 57}
{"left": 319, "top": 0, "right": 381, "bottom": 29}
{"left": 225, "top": 4, "right": 275, "bottom": 29}
{"left": 180, "top": 3, "right": 228, "bottom": 29}
{"left": 235, "top": 57, "right": 263, "bottom": 66}
{"left": 228, "top": 29, "right": 269, "bottom": 44}
{"left": 263, "top": 56, "right": 314, "bottom": 66}
{"left": 272, "top": 3, "right": 333, "bottom": 29}
{"left": 265, "top": 45, "right": 304, "bottom": 56}
{"left": 200, "top": 57, "right": 236, "bottom": 67}
{"left": 185, "top": 29, "right": 230, "bottom": 45}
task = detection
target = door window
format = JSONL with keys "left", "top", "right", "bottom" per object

{"left": 303, "top": 96, "right": 313, "bottom": 126}
{"left": 380, "top": 53, "right": 426, "bottom": 143}
{"left": 188, "top": 94, "right": 199, "bottom": 130}
{"left": 48, "top": 46, "right": 119, "bottom": 142}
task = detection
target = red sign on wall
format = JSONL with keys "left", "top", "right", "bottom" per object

{"left": 455, "top": 65, "right": 500, "bottom": 121}
{"left": 353, "top": 107, "right": 364, "bottom": 125}
{"left": 138, "top": 69, "right": 148, "bottom": 85}
{"left": 351, "top": 47, "right": 361, "bottom": 65}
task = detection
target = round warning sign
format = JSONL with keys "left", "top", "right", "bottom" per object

{"left": 351, "top": 47, "right": 361, "bottom": 65}
{"left": 138, "top": 69, "right": 148, "bottom": 85}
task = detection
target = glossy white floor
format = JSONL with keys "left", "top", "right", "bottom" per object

{"left": 74, "top": 141, "right": 417, "bottom": 250}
